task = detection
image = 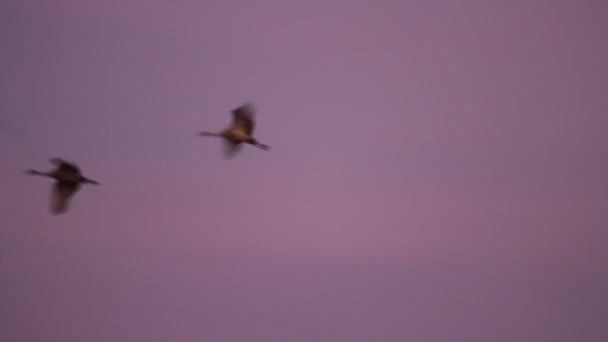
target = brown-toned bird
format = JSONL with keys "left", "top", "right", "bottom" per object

{"left": 24, "top": 158, "right": 99, "bottom": 214}
{"left": 196, "top": 102, "right": 270, "bottom": 159}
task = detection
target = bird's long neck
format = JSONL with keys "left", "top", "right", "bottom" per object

{"left": 25, "top": 169, "right": 51, "bottom": 177}
{"left": 199, "top": 131, "right": 222, "bottom": 137}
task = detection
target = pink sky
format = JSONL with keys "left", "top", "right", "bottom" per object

{"left": 1, "top": 1, "right": 607, "bottom": 341}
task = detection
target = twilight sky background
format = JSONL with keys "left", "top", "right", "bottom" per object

{"left": 1, "top": 1, "right": 607, "bottom": 341}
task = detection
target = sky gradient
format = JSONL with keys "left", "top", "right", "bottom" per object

{"left": 1, "top": 1, "right": 607, "bottom": 341}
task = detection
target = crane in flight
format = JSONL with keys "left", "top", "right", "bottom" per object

{"left": 24, "top": 158, "right": 100, "bottom": 214}
{"left": 196, "top": 102, "right": 270, "bottom": 159}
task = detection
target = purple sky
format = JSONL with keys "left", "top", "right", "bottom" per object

{"left": 1, "top": 1, "right": 607, "bottom": 341}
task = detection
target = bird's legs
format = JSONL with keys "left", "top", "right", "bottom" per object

{"left": 83, "top": 177, "right": 100, "bottom": 185}
{"left": 253, "top": 142, "right": 270, "bottom": 151}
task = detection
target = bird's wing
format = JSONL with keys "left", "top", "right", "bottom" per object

{"left": 230, "top": 103, "right": 256, "bottom": 135}
{"left": 50, "top": 181, "right": 80, "bottom": 214}
{"left": 222, "top": 139, "right": 243, "bottom": 159}
{"left": 50, "top": 158, "right": 81, "bottom": 175}
{"left": 49, "top": 158, "right": 66, "bottom": 166}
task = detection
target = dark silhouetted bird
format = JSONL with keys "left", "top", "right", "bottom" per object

{"left": 24, "top": 158, "right": 99, "bottom": 214}
{"left": 196, "top": 102, "right": 270, "bottom": 159}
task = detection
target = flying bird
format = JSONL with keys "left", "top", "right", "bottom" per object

{"left": 196, "top": 102, "right": 270, "bottom": 159}
{"left": 24, "top": 158, "right": 100, "bottom": 214}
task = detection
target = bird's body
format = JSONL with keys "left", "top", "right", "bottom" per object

{"left": 25, "top": 158, "right": 99, "bottom": 214}
{"left": 197, "top": 102, "right": 270, "bottom": 159}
